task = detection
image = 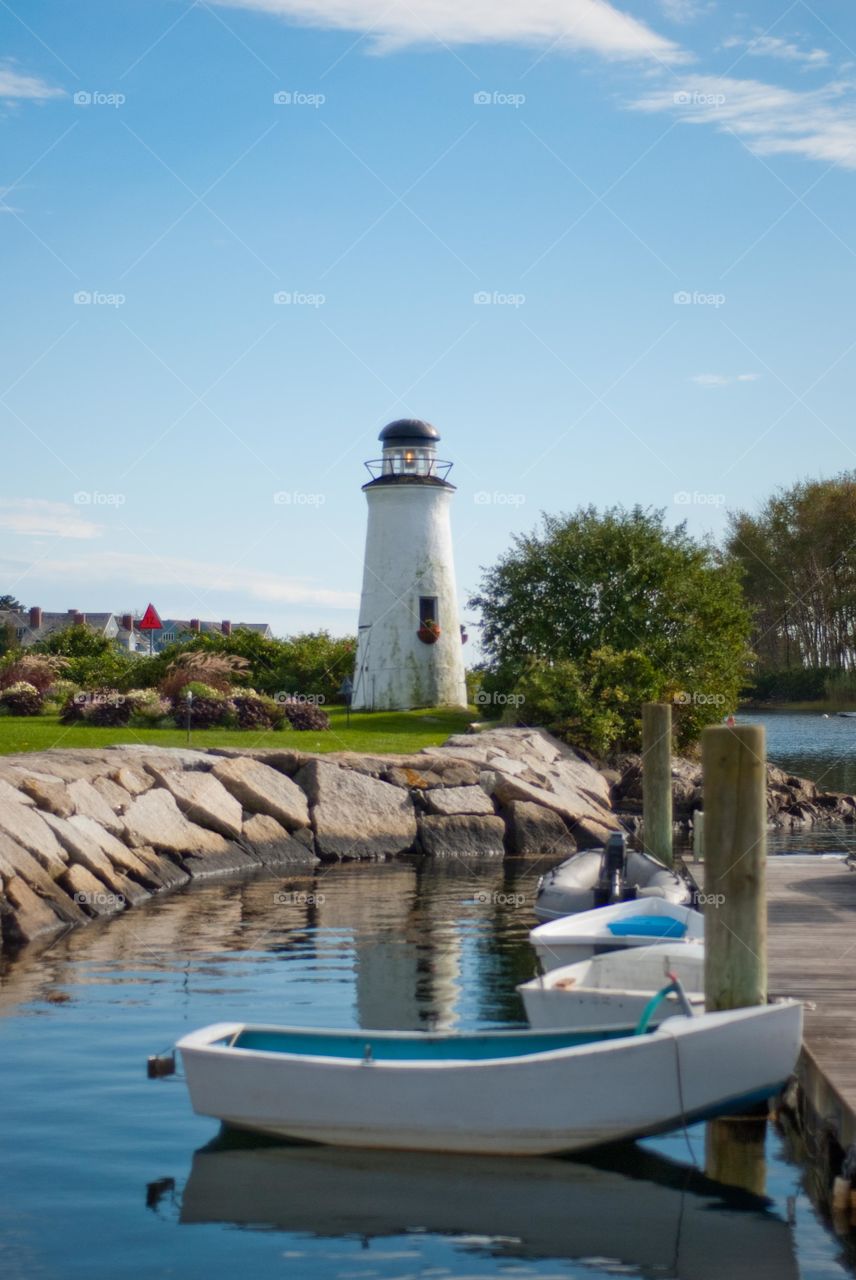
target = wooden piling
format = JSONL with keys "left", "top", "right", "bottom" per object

{"left": 642, "top": 702, "right": 673, "bottom": 867}
{"left": 701, "top": 723, "right": 767, "bottom": 1011}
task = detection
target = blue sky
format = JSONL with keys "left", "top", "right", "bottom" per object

{"left": 2, "top": 0, "right": 855, "bottom": 639}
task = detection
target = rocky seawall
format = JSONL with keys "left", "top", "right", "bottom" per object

{"left": 2, "top": 726, "right": 852, "bottom": 952}
{"left": 0, "top": 728, "right": 617, "bottom": 950}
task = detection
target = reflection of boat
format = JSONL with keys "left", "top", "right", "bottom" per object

{"left": 531, "top": 897, "right": 704, "bottom": 970}
{"left": 837, "top": 711, "right": 856, "bottom": 718}
{"left": 535, "top": 833, "right": 692, "bottom": 922}
{"left": 519, "top": 941, "right": 705, "bottom": 1030}
{"left": 178, "top": 1136, "right": 799, "bottom": 1279}
{"left": 176, "top": 1002, "right": 801, "bottom": 1155}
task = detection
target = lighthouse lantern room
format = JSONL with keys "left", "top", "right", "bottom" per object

{"left": 352, "top": 419, "right": 468, "bottom": 711}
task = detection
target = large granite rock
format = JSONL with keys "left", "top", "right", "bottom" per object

{"left": 122, "top": 789, "right": 233, "bottom": 856}
{"left": 0, "top": 834, "right": 87, "bottom": 925}
{"left": 241, "top": 814, "right": 319, "bottom": 867}
{"left": 423, "top": 785, "right": 496, "bottom": 816}
{"left": 149, "top": 768, "right": 243, "bottom": 839}
{"left": 59, "top": 863, "right": 126, "bottom": 917}
{"left": 18, "top": 775, "right": 75, "bottom": 818}
{"left": 0, "top": 875, "right": 63, "bottom": 944}
{"left": 417, "top": 814, "right": 507, "bottom": 858}
{"left": 295, "top": 759, "right": 417, "bottom": 860}
{"left": 504, "top": 800, "right": 577, "bottom": 859}
{"left": 0, "top": 790, "right": 69, "bottom": 878}
{"left": 39, "top": 814, "right": 150, "bottom": 905}
{"left": 66, "top": 778, "right": 125, "bottom": 834}
{"left": 384, "top": 761, "right": 480, "bottom": 789}
{"left": 212, "top": 757, "right": 310, "bottom": 830}
{"left": 181, "top": 843, "right": 261, "bottom": 879}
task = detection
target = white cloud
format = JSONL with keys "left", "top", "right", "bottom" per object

{"left": 691, "top": 372, "right": 760, "bottom": 386}
{"left": 210, "top": 0, "right": 686, "bottom": 62}
{"left": 722, "top": 34, "right": 829, "bottom": 68}
{"left": 659, "top": 0, "right": 713, "bottom": 23}
{"left": 0, "top": 500, "right": 102, "bottom": 540}
{"left": 0, "top": 548, "right": 359, "bottom": 609}
{"left": 0, "top": 65, "right": 63, "bottom": 101}
{"left": 632, "top": 74, "right": 856, "bottom": 167}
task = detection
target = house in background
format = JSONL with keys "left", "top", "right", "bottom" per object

{"left": 0, "top": 607, "right": 272, "bottom": 655}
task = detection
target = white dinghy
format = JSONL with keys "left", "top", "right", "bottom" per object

{"left": 531, "top": 897, "right": 704, "bottom": 972}
{"left": 519, "top": 942, "right": 705, "bottom": 1031}
{"left": 535, "top": 833, "right": 692, "bottom": 923}
{"left": 176, "top": 1000, "right": 801, "bottom": 1156}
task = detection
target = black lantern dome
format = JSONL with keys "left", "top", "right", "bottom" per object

{"left": 364, "top": 418, "right": 453, "bottom": 488}
{"left": 378, "top": 418, "right": 440, "bottom": 444}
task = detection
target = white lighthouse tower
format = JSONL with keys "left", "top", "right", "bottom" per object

{"left": 352, "top": 419, "right": 468, "bottom": 711}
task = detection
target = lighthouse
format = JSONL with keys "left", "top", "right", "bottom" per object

{"left": 351, "top": 419, "right": 468, "bottom": 711}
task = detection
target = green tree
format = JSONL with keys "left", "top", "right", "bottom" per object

{"left": 470, "top": 506, "right": 751, "bottom": 751}
{"left": 727, "top": 472, "right": 856, "bottom": 676}
{"left": 0, "top": 595, "right": 23, "bottom": 611}
{"left": 34, "top": 625, "right": 133, "bottom": 689}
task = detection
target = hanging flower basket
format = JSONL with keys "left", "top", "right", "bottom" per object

{"left": 417, "top": 622, "right": 441, "bottom": 644}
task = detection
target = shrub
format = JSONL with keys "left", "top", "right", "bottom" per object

{"left": 160, "top": 652, "right": 249, "bottom": 699}
{"left": 232, "top": 693, "right": 275, "bottom": 730}
{"left": 0, "top": 681, "right": 44, "bottom": 716}
{"left": 44, "top": 678, "right": 78, "bottom": 711}
{"left": 279, "top": 699, "right": 330, "bottom": 731}
{"left": 126, "top": 689, "right": 172, "bottom": 727}
{"left": 0, "top": 653, "right": 68, "bottom": 694}
{"left": 171, "top": 683, "right": 232, "bottom": 729}
{"left": 61, "top": 688, "right": 130, "bottom": 726}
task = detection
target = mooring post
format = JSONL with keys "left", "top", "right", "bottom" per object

{"left": 642, "top": 702, "right": 673, "bottom": 867}
{"left": 701, "top": 723, "right": 767, "bottom": 1010}
{"left": 702, "top": 722, "right": 769, "bottom": 1192}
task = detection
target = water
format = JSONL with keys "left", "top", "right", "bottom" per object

{"left": 735, "top": 710, "right": 856, "bottom": 856}
{"left": 0, "top": 860, "right": 852, "bottom": 1280}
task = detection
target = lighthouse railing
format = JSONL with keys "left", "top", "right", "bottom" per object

{"left": 363, "top": 457, "right": 453, "bottom": 481}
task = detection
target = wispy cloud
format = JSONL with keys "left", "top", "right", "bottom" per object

{"left": 632, "top": 74, "right": 856, "bottom": 168}
{"left": 0, "top": 65, "right": 64, "bottom": 102}
{"left": 0, "top": 548, "right": 359, "bottom": 609}
{"left": 209, "top": 0, "right": 687, "bottom": 62}
{"left": 691, "top": 372, "right": 760, "bottom": 387}
{"left": 659, "top": 0, "right": 713, "bottom": 23}
{"left": 722, "top": 34, "right": 829, "bottom": 68}
{"left": 0, "top": 500, "right": 102, "bottom": 539}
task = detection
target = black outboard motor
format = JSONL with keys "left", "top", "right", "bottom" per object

{"left": 593, "top": 832, "right": 629, "bottom": 907}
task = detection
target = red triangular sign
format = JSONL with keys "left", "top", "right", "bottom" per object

{"left": 138, "top": 603, "right": 162, "bottom": 631}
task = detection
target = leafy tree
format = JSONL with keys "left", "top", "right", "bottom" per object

{"left": 470, "top": 506, "right": 751, "bottom": 751}
{"left": 727, "top": 472, "right": 856, "bottom": 677}
{"left": 0, "top": 595, "right": 23, "bottom": 611}
{"left": 34, "top": 625, "right": 134, "bottom": 690}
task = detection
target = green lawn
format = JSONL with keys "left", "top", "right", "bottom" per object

{"left": 0, "top": 707, "right": 479, "bottom": 758}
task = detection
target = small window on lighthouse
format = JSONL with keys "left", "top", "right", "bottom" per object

{"left": 419, "top": 596, "right": 438, "bottom": 626}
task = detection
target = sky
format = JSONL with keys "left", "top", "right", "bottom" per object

{"left": 2, "top": 0, "right": 856, "bottom": 640}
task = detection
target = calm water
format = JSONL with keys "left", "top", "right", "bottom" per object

{"left": 0, "top": 859, "right": 853, "bottom": 1280}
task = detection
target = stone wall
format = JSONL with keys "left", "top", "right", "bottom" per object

{"left": 0, "top": 728, "right": 618, "bottom": 950}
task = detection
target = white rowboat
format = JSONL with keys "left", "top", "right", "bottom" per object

{"left": 177, "top": 1001, "right": 801, "bottom": 1156}
{"left": 519, "top": 942, "right": 705, "bottom": 1031}
{"left": 531, "top": 897, "right": 704, "bottom": 972}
